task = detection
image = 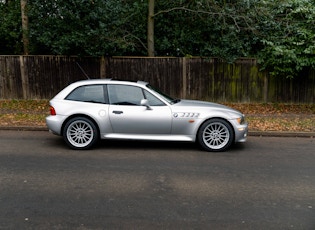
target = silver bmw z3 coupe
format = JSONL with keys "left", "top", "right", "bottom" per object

{"left": 46, "top": 79, "right": 248, "bottom": 151}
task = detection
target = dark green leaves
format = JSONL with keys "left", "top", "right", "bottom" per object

{"left": 0, "top": 0, "right": 314, "bottom": 78}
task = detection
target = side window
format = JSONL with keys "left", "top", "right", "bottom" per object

{"left": 143, "top": 90, "right": 166, "bottom": 106}
{"left": 108, "top": 85, "right": 144, "bottom": 105}
{"left": 66, "top": 85, "right": 106, "bottom": 104}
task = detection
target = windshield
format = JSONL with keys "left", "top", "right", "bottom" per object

{"left": 146, "top": 84, "right": 179, "bottom": 104}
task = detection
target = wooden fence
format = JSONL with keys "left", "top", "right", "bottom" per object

{"left": 0, "top": 55, "right": 314, "bottom": 103}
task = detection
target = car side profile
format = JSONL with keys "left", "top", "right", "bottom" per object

{"left": 46, "top": 79, "right": 248, "bottom": 151}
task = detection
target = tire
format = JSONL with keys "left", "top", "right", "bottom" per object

{"left": 197, "top": 119, "right": 234, "bottom": 152}
{"left": 63, "top": 117, "right": 99, "bottom": 150}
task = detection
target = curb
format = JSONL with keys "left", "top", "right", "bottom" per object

{"left": 0, "top": 126, "right": 48, "bottom": 131}
{"left": 249, "top": 131, "right": 314, "bottom": 138}
{"left": 0, "top": 126, "right": 314, "bottom": 138}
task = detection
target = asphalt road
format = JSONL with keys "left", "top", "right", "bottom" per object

{"left": 0, "top": 130, "right": 314, "bottom": 230}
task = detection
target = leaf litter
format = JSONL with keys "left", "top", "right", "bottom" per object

{"left": 0, "top": 100, "right": 314, "bottom": 132}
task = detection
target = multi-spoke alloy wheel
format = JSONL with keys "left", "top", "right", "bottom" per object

{"left": 197, "top": 119, "right": 234, "bottom": 152}
{"left": 63, "top": 117, "right": 98, "bottom": 150}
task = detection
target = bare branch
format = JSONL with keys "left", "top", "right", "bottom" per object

{"left": 154, "top": 6, "right": 254, "bottom": 32}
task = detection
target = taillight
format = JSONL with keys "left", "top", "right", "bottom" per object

{"left": 50, "top": 106, "right": 56, "bottom": 116}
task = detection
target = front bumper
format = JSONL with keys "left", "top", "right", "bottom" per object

{"left": 234, "top": 123, "right": 248, "bottom": 143}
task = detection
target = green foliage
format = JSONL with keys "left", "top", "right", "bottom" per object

{"left": 0, "top": 0, "right": 314, "bottom": 78}
{"left": 154, "top": 0, "right": 257, "bottom": 61}
{"left": 256, "top": 0, "right": 315, "bottom": 78}
{"left": 0, "top": 0, "right": 23, "bottom": 54}
{"left": 29, "top": 0, "right": 147, "bottom": 56}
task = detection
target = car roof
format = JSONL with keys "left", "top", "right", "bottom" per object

{"left": 53, "top": 79, "right": 150, "bottom": 99}
{"left": 74, "top": 79, "right": 148, "bottom": 86}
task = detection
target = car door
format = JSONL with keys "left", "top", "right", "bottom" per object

{"left": 107, "top": 84, "right": 172, "bottom": 134}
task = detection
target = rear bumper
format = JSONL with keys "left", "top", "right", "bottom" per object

{"left": 46, "top": 115, "right": 66, "bottom": 136}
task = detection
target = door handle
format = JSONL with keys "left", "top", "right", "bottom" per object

{"left": 112, "top": 110, "right": 123, "bottom": 114}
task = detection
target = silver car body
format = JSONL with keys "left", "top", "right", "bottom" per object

{"left": 46, "top": 79, "right": 248, "bottom": 151}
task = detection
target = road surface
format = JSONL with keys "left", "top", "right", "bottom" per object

{"left": 0, "top": 130, "right": 314, "bottom": 229}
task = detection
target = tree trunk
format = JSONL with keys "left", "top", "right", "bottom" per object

{"left": 147, "top": 0, "right": 154, "bottom": 57}
{"left": 20, "top": 0, "right": 29, "bottom": 55}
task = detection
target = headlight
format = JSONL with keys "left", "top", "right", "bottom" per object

{"left": 236, "top": 115, "right": 245, "bottom": 125}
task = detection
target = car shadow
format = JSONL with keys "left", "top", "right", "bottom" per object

{"left": 46, "top": 135, "right": 246, "bottom": 154}
{"left": 96, "top": 139, "right": 198, "bottom": 151}
{"left": 96, "top": 139, "right": 245, "bottom": 153}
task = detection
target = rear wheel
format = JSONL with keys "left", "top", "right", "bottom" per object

{"left": 197, "top": 119, "right": 234, "bottom": 152}
{"left": 63, "top": 117, "right": 98, "bottom": 150}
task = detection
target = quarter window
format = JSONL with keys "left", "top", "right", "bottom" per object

{"left": 66, "top": 85, "right": 106, "bottom": 104}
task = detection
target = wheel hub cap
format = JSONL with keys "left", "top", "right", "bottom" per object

{"left": 203, "top": 122, "right": 230, "bottom": 150}
{"left": 67, "top": 121, "right": 94, "bottom": 148}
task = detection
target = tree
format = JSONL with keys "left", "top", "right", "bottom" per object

{"left": 147, "top": 0, "right": 154, "bottom": 56}
{"left": 20, "top": 0, "right": 29, "bottom": 54}
{"left": 152, "top": 0, "right": 260, "bottom": 60}
{"left": 29, "top": 0, "right": 147, "bottom": 56}
{"left": 152, "top": 0, "right": 315, "bottom": 77}
{"left": 0, "top": 0, "right": 23, "bottom": 54}
{"left": 0, "top": 0, "right": 314, "bottom": 79}
{"left": 255, "top": 0, "right": 315, "bottom": 78}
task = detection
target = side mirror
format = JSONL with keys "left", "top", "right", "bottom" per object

{"left": 141, "top": 99, "right": 152, "bottom": 110}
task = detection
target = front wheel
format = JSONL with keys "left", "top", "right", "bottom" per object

{"left": 197, "top": 119, "right": 234, "bottom": 152}
{"left": 63, "top": 117, "right": 99, "bottom": 150}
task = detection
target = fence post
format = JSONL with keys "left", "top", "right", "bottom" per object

{"left": 182, "top": 57, "right": 187, "bottom": 98}
{"left": 263, "top": 72, "right": 268, "bottom": 103}
{"left": 19, "top": 56, "right": 29, "bottom": 99}
{"left": 100, "top": 56, "right": 106, "bottom": 79}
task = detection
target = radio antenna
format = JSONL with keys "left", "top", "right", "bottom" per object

{"left": 76, "top": 62, "right": 90, "bottom": 79}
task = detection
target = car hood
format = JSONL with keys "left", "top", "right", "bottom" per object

{"left": 174, "top": 99, "right": 242, "bottom": 114}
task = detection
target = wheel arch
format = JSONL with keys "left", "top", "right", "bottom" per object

{"left": 196, "top": 117, "right": 235, "bottom": 142}
{"left": 61, "top": 114, "right": 100, "bottom": 138}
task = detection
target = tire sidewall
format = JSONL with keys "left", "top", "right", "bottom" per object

{"left": 197, "top": 118, "right": 234, "bottom": 152}
{"left": 63, "top": 117, "right": 99, "bottom": 150}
